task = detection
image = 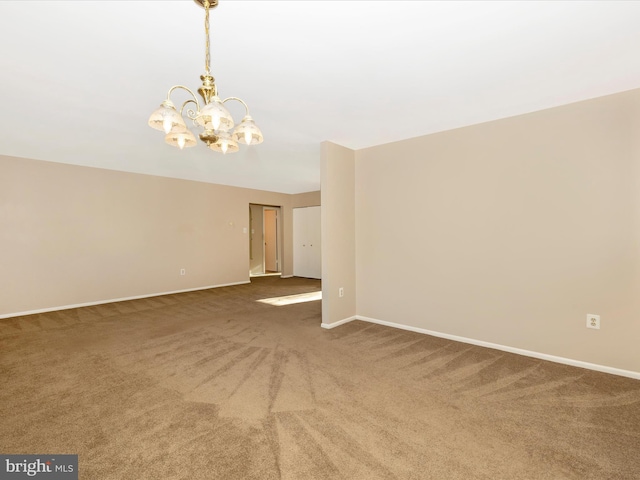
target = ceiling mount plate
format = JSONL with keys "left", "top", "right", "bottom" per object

{"left": 194, "top": 0, "right": 219, "bottom": 9}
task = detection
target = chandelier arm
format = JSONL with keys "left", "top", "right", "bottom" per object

{"left": 166, "top": 85, "right": 201, "bottom": 112}
{"left": 180, "top": 100, "right": 200, "bottom": 121}
{"left": 221, "top": 96, "right": 250, "bottom": 116}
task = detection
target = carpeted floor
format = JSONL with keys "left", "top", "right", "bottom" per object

{"left": 1, "top": 276, "right": 639, "bottom": 479}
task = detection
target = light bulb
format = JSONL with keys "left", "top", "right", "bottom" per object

{"left": 245, "top": 131, "right": 252, "bottom": 145}
{"left": 212, "top": 114, "right": 221, "bottom": 130}
{"left": 178, "top": 136, "right": 185, "bottom": 150}
{"left": 163, "top": 117, "right": 172, "bottom": 134}
{"left": 221, "top": 142, "right": 228, "bottom": 154}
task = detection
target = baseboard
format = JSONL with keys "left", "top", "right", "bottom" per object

{"left": 355, "top": 315, "right": 640, "bottom": 380}
{"left": 0, "top": 281, "right": 251, "bottom": 320}
{"left": 321, "top": 316, "right": 357, "bottom": 329}
{"left": 280, "top": 275, "right": 294, "bottom": 279}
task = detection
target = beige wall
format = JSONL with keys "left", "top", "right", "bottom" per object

{"left": 321, "top": 142, "right": 356, "bottom": 326}
{"left": 292, "top": 190, "right": 321, "bottom": 208}
{"left": 355, "top": 88, "right": 640, "bottom": 373}
{"left": 0, "top": 156, "right": 304, "bottom": 317}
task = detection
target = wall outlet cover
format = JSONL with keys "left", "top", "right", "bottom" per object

{"left": 586, "top": 314, "right": 600, "bottom": 329}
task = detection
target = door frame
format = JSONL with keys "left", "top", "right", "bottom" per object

{"left": 249, "top": 203, "right": 282, "bottom": 276}
{"left": 263, "top": 206, "right": 281, "bottom": 273}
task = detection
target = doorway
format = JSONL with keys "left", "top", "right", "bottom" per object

{"left": 249, "top": 204, "right": 282, "bottom": 276}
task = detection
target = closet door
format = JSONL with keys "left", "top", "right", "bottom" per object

{"left": 293, "top": 206, "right": 321, "bottom": 279}
{"left": 293, "top": 208, "right": 307, "bottom": 277}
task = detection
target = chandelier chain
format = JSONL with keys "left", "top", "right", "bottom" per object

{"left": 204, "top": 0, "right": 211, "bottom": 74}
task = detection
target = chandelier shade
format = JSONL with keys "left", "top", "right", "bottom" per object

{"left": 165, "top": 130, "right": 197, "bottom": 150}
{"left": 209, "top": 130, "right": 239, "bottom": 154}
{"left": 148, "top": 0, "right": 262, "bottom": 154}
{"left": 233, "top": 115, "right": 264, "bottom": 145}
{"left": 148, "top": 101, "right": 187, "bottom": 135}
{"left": 194, "top": 97, "right": 234, "bottom": 132}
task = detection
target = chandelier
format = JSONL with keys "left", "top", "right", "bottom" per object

{"left": 148, "top": 0, "right": 263, "bottom": 154}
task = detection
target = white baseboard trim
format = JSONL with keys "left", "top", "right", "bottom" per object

{"left": 321, "top": 316, "right": 357, "bottom": 329}
{"left": 0, "top": 281, "right": 251, "bottom": 320}
{"left": 280, "top": 275, "right": 294, "bottom": 279}
{"left": 353, "top": 315, "right": 640, "bottom": 380}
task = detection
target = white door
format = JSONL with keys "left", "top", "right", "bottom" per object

{"left": 293, "top": 206, "right": 321, "bottom": 279}
{"left": 293, "top": 208, "right": 306, "bottom": 277}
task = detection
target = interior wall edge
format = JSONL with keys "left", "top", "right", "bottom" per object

{"left": 0, "top": 281, "right": 250, "bottom": 320}
{"left": 320, "top": 316, "right": 357, "bottom": 330}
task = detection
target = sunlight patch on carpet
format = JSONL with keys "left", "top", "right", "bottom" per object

{"left": 257, "top": 291, "right": 322, "bottom": 306}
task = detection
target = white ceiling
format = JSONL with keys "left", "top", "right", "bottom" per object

{"left": 2, "top": 1, "right": 640, "bottom": 194}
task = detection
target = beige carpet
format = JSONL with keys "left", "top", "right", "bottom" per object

{"left": 1, "top": 276, "right": 639, "bottom": 479}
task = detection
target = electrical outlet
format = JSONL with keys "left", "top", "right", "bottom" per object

{"left": 180, "top": 268, "right": 186, "bottom": 276}
{"left": 586, "top": 314, "right": 600, "bottom": 329}
{"left": 339, "top": 287, "right": 344, "bottom": 298}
